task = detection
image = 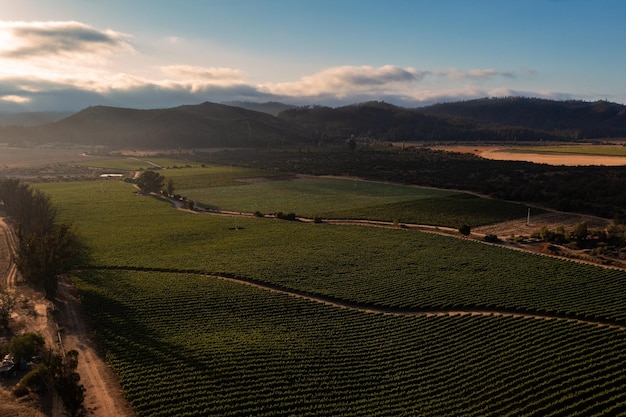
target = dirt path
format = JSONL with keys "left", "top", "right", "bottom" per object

{"left": 211, "top": 273, "right": 626, "bottom": 331}
{"left": 0, "top": 217, "right": 19, "bottom": 290}
{"left": 0, "top": 216, "right": 134, "bottom": 417}
{"left": 54, "top": 276, "right": 134, "bottom": 417}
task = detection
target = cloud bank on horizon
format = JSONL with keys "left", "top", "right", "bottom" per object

{"left": 0, "top": 0, "right": 624, "bottom": 112}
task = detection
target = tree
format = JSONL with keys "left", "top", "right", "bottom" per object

{"left": 0, "top": 289, "right": 15, "bottom": 332}
{"left": 459, "top": 224, "right": 471, "bottom": 236}
{"left": 136, "top": 170, "right": 165, "bottom": 194}
{"left": 48, "top": 349, "right": 85, "bottom": 417}
{"left": 9, "top": 333, "right": 44, "bottom": 362}
{"left": 166, "top": 178, "right": 175, "bottom": 197}
{"left": 571, "top": 221, "right": 588, "bottom": 243}
{"left": 16, "top": 222, "right": 86, "bottom": 297}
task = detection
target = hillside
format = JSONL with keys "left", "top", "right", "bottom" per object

{"left": 277, "top": 101, "right": 575, "bottom": 143}
{"left": 0, "top": 102, "right": 312, "bottom": 149}
{"left": 221, "top": 101, "right": 296, "bottom": 116}
{"left": 0, "top": 111, "right": 73, "bottom": 127}
{"left": 418, "top": 97, "right": 626, "bottom": 138}
{"left": 2, "top": 98, "right": 626, "bottom": 149}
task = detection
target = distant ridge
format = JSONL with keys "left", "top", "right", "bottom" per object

{"left": 277, "top": 100, "right": 575, "bottom": 142}
{"left": 0, "top": 102, "right": 312, "bottom": 148}
{"left": 0, "top": 111, "right": 73, "bottom": 127}
{"left": 418, "top": 97, "right": 626, "bottom": 138}
{"left": 222, "top": 101, "right": 296, "bottom": 116}
{"left": 2, "top": 97, "right": 625, "bottom": 149}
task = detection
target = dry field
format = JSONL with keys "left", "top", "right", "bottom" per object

{"left": 430, "top": 144, "right": 626, "bottom": 166}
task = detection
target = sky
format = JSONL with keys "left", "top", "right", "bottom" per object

{"left": 1, "top": 0, "right": 625, "bottom": 112}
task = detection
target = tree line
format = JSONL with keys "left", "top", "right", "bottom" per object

{"left": 0, "top": 178, "right": 86, "bottom": 297}
{"left": 195, "top": 146, "right": 626, "bottom": 222}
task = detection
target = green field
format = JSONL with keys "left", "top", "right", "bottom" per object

{"left": 172, "top": 174, "right": 531, "bottom": 225}
{"left": 503, "top": 145, "right": 626, "bottom": 157}
{"left": 77, "top": 270, "right": 626, "bottom": 417}
{"left": 36, "top": 179, "right": 626, "bottom": 416}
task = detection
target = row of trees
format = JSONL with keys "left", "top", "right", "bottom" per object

{"left": 0, "top": 178, "right": 85, "bottom": 297}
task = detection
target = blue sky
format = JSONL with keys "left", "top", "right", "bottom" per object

{"left": 1, "top": 0, "right": 625, "bottom": 112}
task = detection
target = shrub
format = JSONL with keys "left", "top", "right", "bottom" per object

{"left": 459, "top": 225, "right": 471, "bottom": 236}
{"left": 484, "top": 234, "right": 500, "bottom": 243}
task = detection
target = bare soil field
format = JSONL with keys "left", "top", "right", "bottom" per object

{"left": 430, "top": 145, "right": 626, "bottom": 166}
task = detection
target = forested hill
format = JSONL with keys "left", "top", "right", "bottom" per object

{"left": 277, "top": 101, "right": 577, "bottom": 143}
{"left": 418, "top": 97, "right": 626, "bottom": 139}
{"left": 0, "top": 102, "right": 312, "bottom": 148}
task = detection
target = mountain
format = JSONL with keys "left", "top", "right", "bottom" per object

{"left": 221, "top": 101, "right": 296, "bottom": 116}
{"left": 418, "top": 97, "right": 626, "bottom": 138}
{"left": 0, "top": 102, "right": 312, "bottom": 148}
{"left": 277, "top": 101, "right": 573, "bottom": 143}
{"left": 0, "top": 111, "right": 73, "bottom": 127}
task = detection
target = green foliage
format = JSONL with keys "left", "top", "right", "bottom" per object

{"left": 1, "top": 179, "right": 85, "bottom": 297}
{"left": 46, "top": 349, "right": 85, "bottom": 417}
{"left": 0, "top": 289, "right": 15, "bottom": 331}
{"left": 459, "top": 224, "right": 471, "bottom": 235}
{"left": 9, "top": 333, "right": 44, "bottom": 362}
{"left": 484, "top": 233, "right": 500, "bottom": 243}
{"left": 135, "top": 170, "right": 165, "bottom": 194}
{"left": 571, "top": 221, "right": 588, "bottom": 242}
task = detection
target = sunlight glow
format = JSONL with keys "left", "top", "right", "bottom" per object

{"left": 1, "top": 95, "right": 30, "bottom": 103}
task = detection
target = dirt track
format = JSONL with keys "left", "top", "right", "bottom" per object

{"left": 0, "top": 216, "right": 134, "bottom": 417}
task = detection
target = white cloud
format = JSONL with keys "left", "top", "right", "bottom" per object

{"left": 160, "top": 65, "right": 246, "bottom": 83}
{"left": 1, "top": 94, "right": 30, "bottom": 103}
{"left": 262, "top": 65, "right": 428, "bottom": 97}
{"left": 0, "top": 20, "right": 133, "bottom": 60}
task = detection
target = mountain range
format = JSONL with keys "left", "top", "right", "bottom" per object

{"left": 1, "top": 97, "right": 625, "bottom": 149}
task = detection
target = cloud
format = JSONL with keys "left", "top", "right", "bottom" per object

{"left": 0, "top": 20, "right": 132, "bottom": 59}
{"left": 436, "top": 68, "right": 516, "bottom": 80}
{"left": 263, "top": 65, "right": 429, "bottom": 97}
{"left": 0, "top": 60, "right": 580, "bottom": 113}
{"left": 160, "top": 65, "right": 246, "bottom": 83}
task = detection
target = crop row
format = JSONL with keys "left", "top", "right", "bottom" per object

{"left": 74, "top": 270, "right": 626, "bottom": 417}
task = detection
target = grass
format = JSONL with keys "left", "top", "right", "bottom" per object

{"left": 176, "top": 176, "right": 532, "bottom": 224}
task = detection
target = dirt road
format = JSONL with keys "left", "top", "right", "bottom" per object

{"left": 0, "top": 216, "right": 134, "bottom": 417}
{"left": 54, "top": 276, "right": 134, "bottom": 417}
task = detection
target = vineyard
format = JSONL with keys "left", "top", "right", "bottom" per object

{"left": 34, "top": 178, "right": 626, "bottom": 416}
{"left": 75, "top": 270, "right": 626, "bottom": 417}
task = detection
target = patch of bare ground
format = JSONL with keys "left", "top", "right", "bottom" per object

{"left": 473, "top": 211, "right": 626, "bottom": 269}
{"left": 0, "top": 387, "right": 46, "bottom": 417}
{"left": 428, "top": 144, "right": 626, "bottom": 166}
{"left": 473, "top": 211, "right": 612, "bottom": 238}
